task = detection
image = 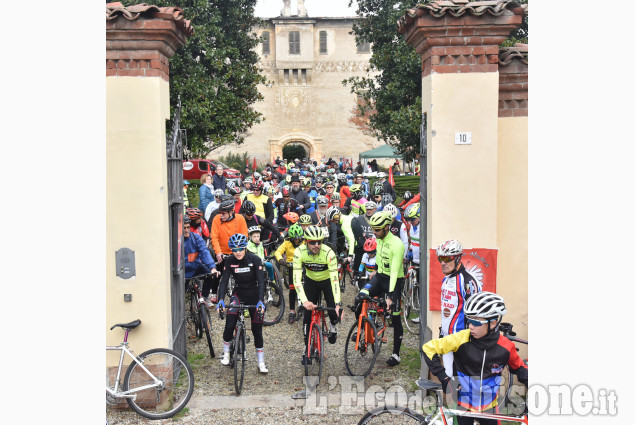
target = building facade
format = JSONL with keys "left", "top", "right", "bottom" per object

{"left": 211, "top": 4, "right": 382, "bottom": 163}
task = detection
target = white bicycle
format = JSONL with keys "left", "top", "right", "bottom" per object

{"left": 106, "top": 319, "right": 194, "bottom": 420}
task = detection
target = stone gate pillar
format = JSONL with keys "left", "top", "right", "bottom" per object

{"left": 106, "top": 2, "right": 191, "bottom": 356}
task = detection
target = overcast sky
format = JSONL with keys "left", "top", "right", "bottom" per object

{"left": 255, "top": 0, "right": 359, "bottom": 18}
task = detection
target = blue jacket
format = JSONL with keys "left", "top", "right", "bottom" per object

{"left": 305, "top": 188, "right": 318, "bottom": 213}
{"left": 198, "top": 184, "right": 214, "bottom": 212}
{"left": 212, "top": 174, "right": 226, "bottom": 192}
{"left": 184, "top": 232, "right": 216, "bottom": 278}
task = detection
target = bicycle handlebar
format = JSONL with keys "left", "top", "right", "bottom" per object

{"left": 185, "top": 271, "right": 218, "bottom": 282}
{"left": 506, "top": 335, "right": 528, "bottom": 345}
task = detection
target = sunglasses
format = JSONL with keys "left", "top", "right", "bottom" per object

{"left": 437, "top": 255, "right": 457, "bottom": 263}
{"left": 466, "top": 317, "right": 489, "bottom": 327}
{"left": 231, "top": 248, "right": 246, "bottom": 253}
{"left": 374, "top": 196, "right": 382, "bottom": 199}
{"left": 307, "top": 240, "right": 322, "bottom": 246}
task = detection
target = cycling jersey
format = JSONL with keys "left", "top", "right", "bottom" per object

{"left": 210, "top": 213, "right": 249, "bottom": 256}
{"left": 376, "top": 230, "right": 405, "bottom": 292}
{"left": 247, "top": 240, "right": 264, "bottom": 259}
{"left": 184, "top": 231, "right": 216, "bottom": 278}
{"left": 337, "top": 214, "right": 355, "bottom": 256}
{"left": 422, "top": 329, "right": 528, "bottom": 412}
{"left": 217, "top": 251, "right": 265, "bottom": 301}
{"left": 359, "top": 253, "right": 377, "bottom": 277}
{"left": 440, "top": 264, "right": 483, "bottom": 336}
{"left": 405, "top": 222, "right": 420, "bottom": 264}
{"left": 350, "top": 197, "right": 368, "bottom": 216}
{"left": 275, "top": 239, "right": 303, "bottom": 263}
{"left": 292, "top": 244, "right": 340, "bottom": 304}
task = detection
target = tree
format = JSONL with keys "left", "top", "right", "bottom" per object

{"left": 119, "top": 0, "right": 267, "bottom": 157}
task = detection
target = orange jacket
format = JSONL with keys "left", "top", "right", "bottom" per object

{"left": 211, "top": 213, "right": 248, "bottom": 255}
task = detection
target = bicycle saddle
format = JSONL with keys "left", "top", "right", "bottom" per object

{"left": 416, "top": 379, "right": 442, "bottom": 390}
{"left": 110, "top": 319, "right": 141, "bottom": 330}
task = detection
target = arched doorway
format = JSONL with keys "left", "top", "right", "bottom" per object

{"left": 269, "top": 132, "right": 322, "bottom": 163}
{"left": 282, "top": 143, "right": 308, "bottom": 162}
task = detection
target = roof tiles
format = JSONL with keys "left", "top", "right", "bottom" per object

{"left": 106, "top": 2, "right": 193, "bottom": 36}
{"left": 499, "top": 43, "right": 528, "bottom": 66}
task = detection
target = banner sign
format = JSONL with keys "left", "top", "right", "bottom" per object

{"left": 429, "top": 248, "right": 498, "bottom": 311}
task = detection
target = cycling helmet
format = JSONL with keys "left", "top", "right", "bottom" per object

{"left": 337, "top": 173, "right": 346, "bottom": 181}
{"left": 362, "top": 201, "right": 377, "bottom": 213}
{"left": 214, "top": 188, "right": 224, "bottom": 197}
{"left": 377, "top": 171, "right": 387, "bottom": 179}
{"left": 383, "top": 203, "right": 399, "bottom": 219}
{"left": 228, "top": 233, "right": 249, "bottom": 249}
{"left": 405, "top": 203, "right": 420, "bottom": 220}
{"left": 185, "top": 207, "right": 203, "bottom": 219}
{"left": 229, "top": 186, "right": 241, "bottom": 196}
{"left": 299, "top": 214, "right": 312, "bottom": 225}
{"left": 285, "top": 175, "right": 292, "bottom": 184}
{"left": 436, "top": 239, "right": 463, "bottom": 257}
{"left": 244, "top": 177, "right": 253, "bottom": 184}
{"left": 242, "top": 200, "right": 256, "bottom": 215}
{"left": 327, "top": 168, "right": 335, "bottom": 174}
{"left": 253, "top": 172, "right": 261, "bottom": 179}
{"left": 403, "top": 191, "right": 414, "bottom": 202}
{"left": 283, "top": 211, "right": 299, "bottom": 224}
{"left": 330, "top": 192, "right": 341, "bottom": 201}
{"left": 372, "top": 185, "right": 384, "bottom": 196}
{"left": 316, "top": 195, "right": 329, "bottom": 206}
{"left": 326, "top": 206, "right": 341, "bottom": 222}
{"left": 463, "top": 291, "right": 507, "bottom": 320}
{"left": 219, "top": 194, "right": 233, "bottom": 202}
{"left": 183, "top": 215, "right": 191, "bottom": 224}
{"left": 325, "top": 181, "right": 335, "bottom": 188}
{"left": 315, "top": 176, "right": 325, "bottom": 184}
{"left": 219, "top": 199, "right": 235, "bottom": 212}
{"left": 304, "top": 225, "right": 325, "bottom": 240}
{"left": 369, "top": 211, "right": 393, "bottom": 229}
{"left": 349, "top": 184, "right": 362, "bottom": 194}
{"left": 346, "top": 173, "right": 353, "bottom": 180}
{"left": 248, "top": 225, "right": 261, "bottom": 235}
{"left": 183, "top": 180, "right": 189, "bottom": 185}
{"left": 281, "top": 186, "right": 290, "bottom": 196}
{"left": 288, "top": 223, "right": 304, "bottom": 239}
{"left": 252, "top": 180, "right": 263, "bottom": 190}
{"left": 363, "top": 237, "right": 377, "bottom": 252}
{"left": 302, "top": 178, "right": 312, "bottom": 187}
{"left": 265, "top": 186, "right": 275, "bottom": 196}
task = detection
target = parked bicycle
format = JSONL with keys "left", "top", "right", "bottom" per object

{"left": 401, "top": 261, "right": 421, "bottom": 335}
{"left": 304, "top": 294, "right": 343, "bottom": 390}
{"left": 219, "top": 303, "right": 259, "bottom": 395}
{"left": 262, "top": 254, "right": 285, "bottom": 326}
{"left": 357, "top": 378, "right": 528, "bottom": 424}
{"left": 185, "top": 272, "right": 216, "bottom": 358}
{"left": 344, "top": 292, "right": 389, "bottom": 377}
{"left": 106, "top": 320, "right": 194, "bottom": 420}
{"left": 499, "top": 322, "right": 529, "bottom": 413}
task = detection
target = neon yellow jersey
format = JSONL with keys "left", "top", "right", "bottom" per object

{"left": 292, "top": 244, "right": 340, "bottom": 304}
{"left": 376, "top": 230, "right": 405, "bottom": 292}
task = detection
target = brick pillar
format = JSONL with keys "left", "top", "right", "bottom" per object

{"left": 498, "top": 44, "right": 528, "bottom": 117}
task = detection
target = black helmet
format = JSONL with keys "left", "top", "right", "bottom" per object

{"left": 242, "top": 200, "right": 256, "bottom": 215}
{"left": 183, "top": 215, "right": 191, "bottom": 224}
{"left": 373, "top": 185, "right": 384, "bottom": 196}
{"left": 403, "top": 191, "right": 414, "bottom": 201}
{"left": 219, "top": 199, "right": 235, "bottom": 212}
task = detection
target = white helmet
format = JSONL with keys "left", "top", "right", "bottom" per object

{"left": 214, "top": 189, "right": 224, "bottom": 197}
{"left": 316, "top": 195, "right": 329, "bottom": 206}
{"left": 383, "top": 203, "right": 398, "bottom": 219}
{"left": 464, "top": 292, "right": 507, "bottom": 320}
{"left": 377, "top": 171, "right": 387, "bottom": 179}
{"left": 363, "top": 201, "right": 377, "bottom": 213}
{"left": 436, "top": 239, "right": 463, "bottom": 257}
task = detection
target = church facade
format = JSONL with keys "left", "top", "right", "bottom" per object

{"left": 211, "top": 3, "right": 382, "bottom": 163}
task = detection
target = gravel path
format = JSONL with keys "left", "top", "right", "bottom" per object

{"left": 107, "top": 276, "right": 425, "bottom": 424}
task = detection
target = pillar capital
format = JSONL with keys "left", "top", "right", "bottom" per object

{"left": 398, "top": 1, "right": 524, "bottom": 76}
{"left": 106, "top": 2, "right": 193, "bottom": 81}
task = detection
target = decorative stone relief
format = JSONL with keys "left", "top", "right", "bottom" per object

{"left": 275, "top": 88, "right": 312, "bottom": 126}
{"left": 257, "top": 60, "right": 276, "bottom": 73}
{"left": 314, "top": 61, "right": 370, "bottom": 73}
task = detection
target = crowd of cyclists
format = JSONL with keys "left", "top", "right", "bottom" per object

{"left": 182, "top": 156, "right": 527, "bottom": 421}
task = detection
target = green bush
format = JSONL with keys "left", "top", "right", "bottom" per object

{"left": 217, "top": 152, "right": 250, "bottom": 172}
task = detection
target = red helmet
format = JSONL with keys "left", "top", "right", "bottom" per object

{"left": 253, "top": 180, "right": 264, "bottom": 190}
{"left": 281, "top": 186, "right": 290, "bottom": 196}
{"left": 283, "top": 212, "right": 299, "bottom": 224}
{"left": 363, "top": 237, "right": 377, "bottom": 252}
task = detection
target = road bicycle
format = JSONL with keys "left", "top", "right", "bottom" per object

{"left": 106, "top": 320, "right": 194, "bottom": 420}
{"left": 303, "top": 294, "right": 343, "bottom": 390}
{"left": 262, "top": 254, "right": 285, "bottom": 326}
{"left": 499, "top": 322, "right": 528, "bottom": 413}
{"left": 185, "top": 272, "right": 216, "bottom": 358}
{"left": 357, "top": 379, "right": 528, "bottom": 424}
{"left": 219, "top": 303, "right": 260, "bottom": 395}
{"left": 344, "top": 292, "right": 389, "bottom": 377}
{"left": 337, "top": 251, "right": 354, "bottom": 294}
{"left": 401, "top": 261, "right": 421, "bottom": 335}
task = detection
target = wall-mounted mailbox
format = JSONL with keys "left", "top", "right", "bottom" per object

{"left": 116, "top": 248, "right": 136, "bottom": 279}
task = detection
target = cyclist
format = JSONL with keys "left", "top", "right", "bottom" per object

{"left": 216, "top": 233, "right": 269, "bottom": 374}
{"left": 245, "top": 180, "right": 275, "bottom": 223}
{"left": 240, "top": 200, "right": 282, "bottom": 245}
{"left": 209, "top": 199, "right": 249, "bottom": 303}
{"left": 398, "top": 190, "right": 415, "bottom": 211}
{"left": 299, "top": 214, "right": 313, "bottom": 232}
{"left": 343, "top": 184, "right": 367, "bottom": 217}
{"left": 376, "top": 171, "right": 396, "bottom": 202}
{"left": 274, "top": 186, "right": 300, "bottom": 232}
{"left": 228, "top": 184, "right": 243, "bottom": 214}
{"left": 289, "top": 175, "right": 311, "bottom": 214}
{"left": 293, "top": 225, "right": 343, "bottom": 364}
{"left": 422, "top": 292, "right": 528, "bottom": 424}
{"left": 351, "top": 201, "right": 377, "bottom": 278}
{"left": 356, "top": 237, "right": 377, "bottom": 289}
{"left": 186, "top": 208, "right": 210, "bottom": 244}
{"left": 303, "top": 178, "right": 318, "bottom": 213}
{"left": 246, "top": 225, "right": 277, "bottom": 284}
{"left": 326, "top": 206, "right": 354, "bottom": 266}
{"left": 371, "top": 185, "right": 385, "bottom": 210}
{"left": 354, "top": 211, "right": 405, "bottom": 366}
{"left": 184, "top": 216, "right": 219, "bottom": 307}
{"left": 402, "top": 203, "right": 422, "bottom": 323}
{"left": 437, "top": 239, "right": 483, "bottom": 377}
{"left": 275, "top": 223, "right": 305, "bottom": 324}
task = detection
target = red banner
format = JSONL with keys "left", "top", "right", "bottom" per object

{"left": 388, "top": 165, "right": 395, "bottom": 186}
{"left": 253, "top": 157, "right": 257, "bottom": 171}
{"left": 429, "top": 248, "right": 498, "bottom": 311}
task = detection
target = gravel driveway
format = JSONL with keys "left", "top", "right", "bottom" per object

{"left": 107, "top": 276, "right": 425, "bottom": 424}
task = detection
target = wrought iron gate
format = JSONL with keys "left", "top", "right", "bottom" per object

{"left": 166, "top": 96, "right": 186, "bottom": 357}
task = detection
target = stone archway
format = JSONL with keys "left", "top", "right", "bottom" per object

{"left": 269, "top": 132, "right": 322, "bottom": 162}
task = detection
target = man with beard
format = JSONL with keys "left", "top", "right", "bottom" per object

{"left": 310, "top": 195, "right": 336, "bottom": 249}
{"left": 289, "top": 175, "right": 311, "bottom": 214}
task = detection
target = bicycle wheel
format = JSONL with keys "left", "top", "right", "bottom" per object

{"left": 263, "top": 277, "right": 285, "bottom": 326}
{"left": 304, "top": 322, "right": 323, "bottom": 389}
{"left": 190, "top": 292, "right": 202, "bottom": 338}
{"left": 357, "top": 405, "right": 427, "bottom": 424}
{"left": 280, "top": 263, "right": 290, "bottom": 289}
{"left": 199, "top": 304, "right": 215, "bottom": 358}
{"left": 344, "top": 316, "right": 379, "bottom": 377}
{"left": 233, "top": 324, "right": 246, "bottom": 395}
{"left": 123, "top": 348, "right": 194, "bottom": 420}
{"left": 402, "top": 297, "right": 420, "bottom": 335}
{"left": 339, "top": 264, "right": 347, "bottom": 293}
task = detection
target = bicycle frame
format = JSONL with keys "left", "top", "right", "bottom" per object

{"left": 306, "top": 309, "right": 328, "bottom": 358}
{"left": 424, "top": 389, "right": 528, "bottom": 425}
{"left": 106, "top": 338, "right": 161, "bottom": 399}
{"left": 355, "top": 298, "right": 388, "bottom": 349}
